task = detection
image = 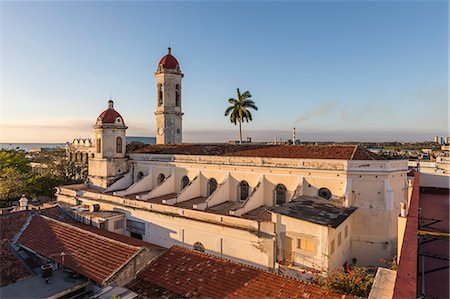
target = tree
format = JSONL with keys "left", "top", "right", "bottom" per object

{"left": 0, "top": 167, "right": 28, "bottom": 207}
{"left": 0, "top": 148, "right": 84, "bottom": 207}
{"left": 0, "top": 149, "right": 31, "bottom": 173}
{"left": 224, "top": 88, "right": 258, "bottom": 144}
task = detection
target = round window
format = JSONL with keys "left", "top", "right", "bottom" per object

{"left": 318, "top": 187, "right": 332, "bottom": 200}
{"left": 177, "top": 129, "right": 181, "bottom": 134}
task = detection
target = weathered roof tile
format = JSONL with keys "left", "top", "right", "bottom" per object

{"left": 127, "top": 246, "right": 353, "bottom": 298}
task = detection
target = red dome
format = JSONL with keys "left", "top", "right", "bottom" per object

{"left": 98, "top": 100, "right": 124, "bottom": 124}
{"left": 158, "top": 47, "right": 179, "bottom": 70}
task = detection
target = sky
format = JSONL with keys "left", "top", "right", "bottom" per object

{"left": 0, "top": 1, "right": 448, "bottom": 143}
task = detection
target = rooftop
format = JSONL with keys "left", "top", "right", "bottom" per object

{"left": 417, "top": 187, "right": 449, "bottom": 298}
{"left": 126, "top": 246, "right": 353, "bottom": 299}
{"left": 270, "top": 196, "right": 356, "bottom": 228}
{"left": 16, "top": 215, "right": 161, "bottom": 284}
{"left": 0, "top": 268, "right": 88, "bottom": 299}
{"left": 71, "top": 209, "right": 124, "bottom": 220}
{"left": 0, "top": 207, "right": 69, "bottom": 287}
{"left": 131, "top": 144, "right": 385, "bottom": 160}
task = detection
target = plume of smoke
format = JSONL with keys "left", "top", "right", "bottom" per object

{"left": 294, "top": 101, "right": 338, "bottom": 125}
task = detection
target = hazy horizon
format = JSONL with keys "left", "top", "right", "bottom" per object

{"left": 1, "top": 129, "right": 447, "bottom": 144}
{"left": 1, "top": 1, "right": 448, "bottom": 143}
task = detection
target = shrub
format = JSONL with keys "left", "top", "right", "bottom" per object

{"left": 316, "top": 267, "right": 375, "bottom": 298}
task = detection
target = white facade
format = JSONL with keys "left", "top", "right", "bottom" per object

{"left": 59, "top": 49, "right": 410, "bottom": 275}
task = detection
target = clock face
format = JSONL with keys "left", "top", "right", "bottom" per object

{"left": 157, "top": 127, "right": 165, "bottom": 136}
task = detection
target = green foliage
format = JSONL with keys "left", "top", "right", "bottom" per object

{"left": 379, "top": 257, "right": 397, "bottom": 271}
{"left": 0, "top": 148, "right": 84, "bottom": 207}
{"left": 0, "top": 167, "right": 28, "bottom": 207}
{"left": 224, "top": 88, "right": 258, "bottom": 143}
{"left": 25, "top": 175, "right": 60, "bottom": 199}
{"left": 0, "top": 149, "right": 31, "bottom": 173}
{"left": 316, "top": 267, "right": 375, "bottom": 298}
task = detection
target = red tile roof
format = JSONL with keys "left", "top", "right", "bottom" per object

{"left": 98, "top": 108, "right": 123, "bottom": 124}
{"left": 158, "top": 48, "right": 180, "bottom": 70}
{"left": 127, "top": 246, "right": 352, "bottom": 298}
{"left": 17, "top": 215, "right": 153, "bottom": 284}
{"left": 0, "top": 207, "right": 68, "bottom": 287}
{"left": 0, "top": 240, "right": 32, "bottom": 287}
{"left": 132, "top": 144, "right": 385, "bottom": 160}
{"left": 0, "top": 210, "right": 31, "bottom": 241}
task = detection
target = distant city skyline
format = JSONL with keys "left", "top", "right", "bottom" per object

{"left": 1, "top": 1, "right": 448, "bottom": 143}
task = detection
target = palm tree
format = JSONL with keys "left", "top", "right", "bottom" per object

{"left": 224, "top": 88, "right": 258, "bottom": 144}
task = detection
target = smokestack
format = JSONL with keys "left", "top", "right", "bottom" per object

{"left": 292, "top": 127, "right": 296, "bottom": 145}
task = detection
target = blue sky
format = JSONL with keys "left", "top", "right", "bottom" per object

{"left": 1, "top": 1, "right": 448, "bottom": 143}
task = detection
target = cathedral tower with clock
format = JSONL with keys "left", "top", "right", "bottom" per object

{"left": 154, "top": 47, "right": 184, "bottom": 144}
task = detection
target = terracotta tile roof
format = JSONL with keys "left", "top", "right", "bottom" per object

{"left": 0, "top": 210, "right": 31, "bottom": 241}
{"left": 0, "top": 207, "right": 68, "bottom": 287}
{"left": 0, "top": 240, "right": 32, "bottom": 287}
{"left": 158, "top": 48, "right": 180, "bottom": 70}
{"left": 132, "top": 144, "right": 385, "bottom": 160}
{"left": 98, "top": 108, "right": 123, "bottom": 124}
{"left": 127, "top": 246, "right": 352, "bottom": 299}
{"left": 16, "top": 215, "right": 155, "bottom": 284}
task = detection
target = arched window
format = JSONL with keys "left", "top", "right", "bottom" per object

{"left": 137, "top": 172, "right": 144, "bottom": 181}
{"left": 207, "top": 178, "right": 217, "bottom": 196}
{"left": 116, "top": 137, "right": 123, "bottom": 153}
{"left": 157, "top": 173, "right": 165, "bottom": 185}
{"left": 91, "top": 153, "right": 95, "bottom": 158}
{"left": 275, "top": 184, "right": 287, "bottom": 205}
{"left": 157, "top": 83, "right": 163, "bottom": 106}
{"left": 239, "top": 181, "right": 249, "bottom": 202}
{"left": 96, "top": 137, "right": 101, "bottom": 154}
{"left": 193, "top": 242, "right": 205, "bottom": 252}
{"left": 181, "top": 176, "right": 189, "bottom": 190}
{"left": 175, "top": 84, "right": 181, "bottom": 107}
{"left": 68, "top": 152, "right": 73, "bottom": 161}
{"left": 318, "top": 187, "right": 332, "bottom": 200}
{"left": 84, "top": 153, "right": 89, "bottom": 163}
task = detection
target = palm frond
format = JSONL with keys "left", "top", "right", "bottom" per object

{"left": 228, "top": 98, "right": 237, "bottom": 104}
{"left": 245, "top": 103, "right": 258, "bottom": 111}
{"left": 241, "top": 91, "right": 252, "bottom": 100}
{"left": 224, "top": 106, "right": 234, "bottom": 116}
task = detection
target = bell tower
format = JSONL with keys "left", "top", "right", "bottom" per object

{"left": 154, "top": 47, "right": 184, "bottom": 144}
{"left": 88, "top": 100, "right": 129, "bottom": 188}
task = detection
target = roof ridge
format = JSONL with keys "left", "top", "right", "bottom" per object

{"left": 38, "top": 215, "right": 143, "bottom": 250}
{"left": 12, "top": 213, "right": 35, "bottom": 245}
{"left": 170, "top": 245, "right": 316, "bottom": 285}
{"left": 350, "top": 144, "right": 359, "bottom": 160}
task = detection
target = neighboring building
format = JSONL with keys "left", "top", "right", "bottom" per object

{"left": 390, "top": 171, "right": 449, "bottom": 299}
{"left": 56, "top": 48, "right": 409, "bottom": 276}
{"left": 433, "top": 136, "right": 440, "bottom": 143}
{"left": 67, "top": 137, "right": 95, "bottom": 164}
{"left": 0, "top": 207, "right": 163, "bottom": 298}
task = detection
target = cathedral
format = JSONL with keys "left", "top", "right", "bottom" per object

{"left": 58, "top": 48, "right": 410, "bottom": 276}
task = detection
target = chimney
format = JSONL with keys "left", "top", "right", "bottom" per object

{"left": 292, "top": 127, "right": 296, "bottom": 145}
{"left": 400, "top": 202, "right": 407, "bottom": 217}
{"left": 19, "top": 195, "right": 28, "bottom": 210}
